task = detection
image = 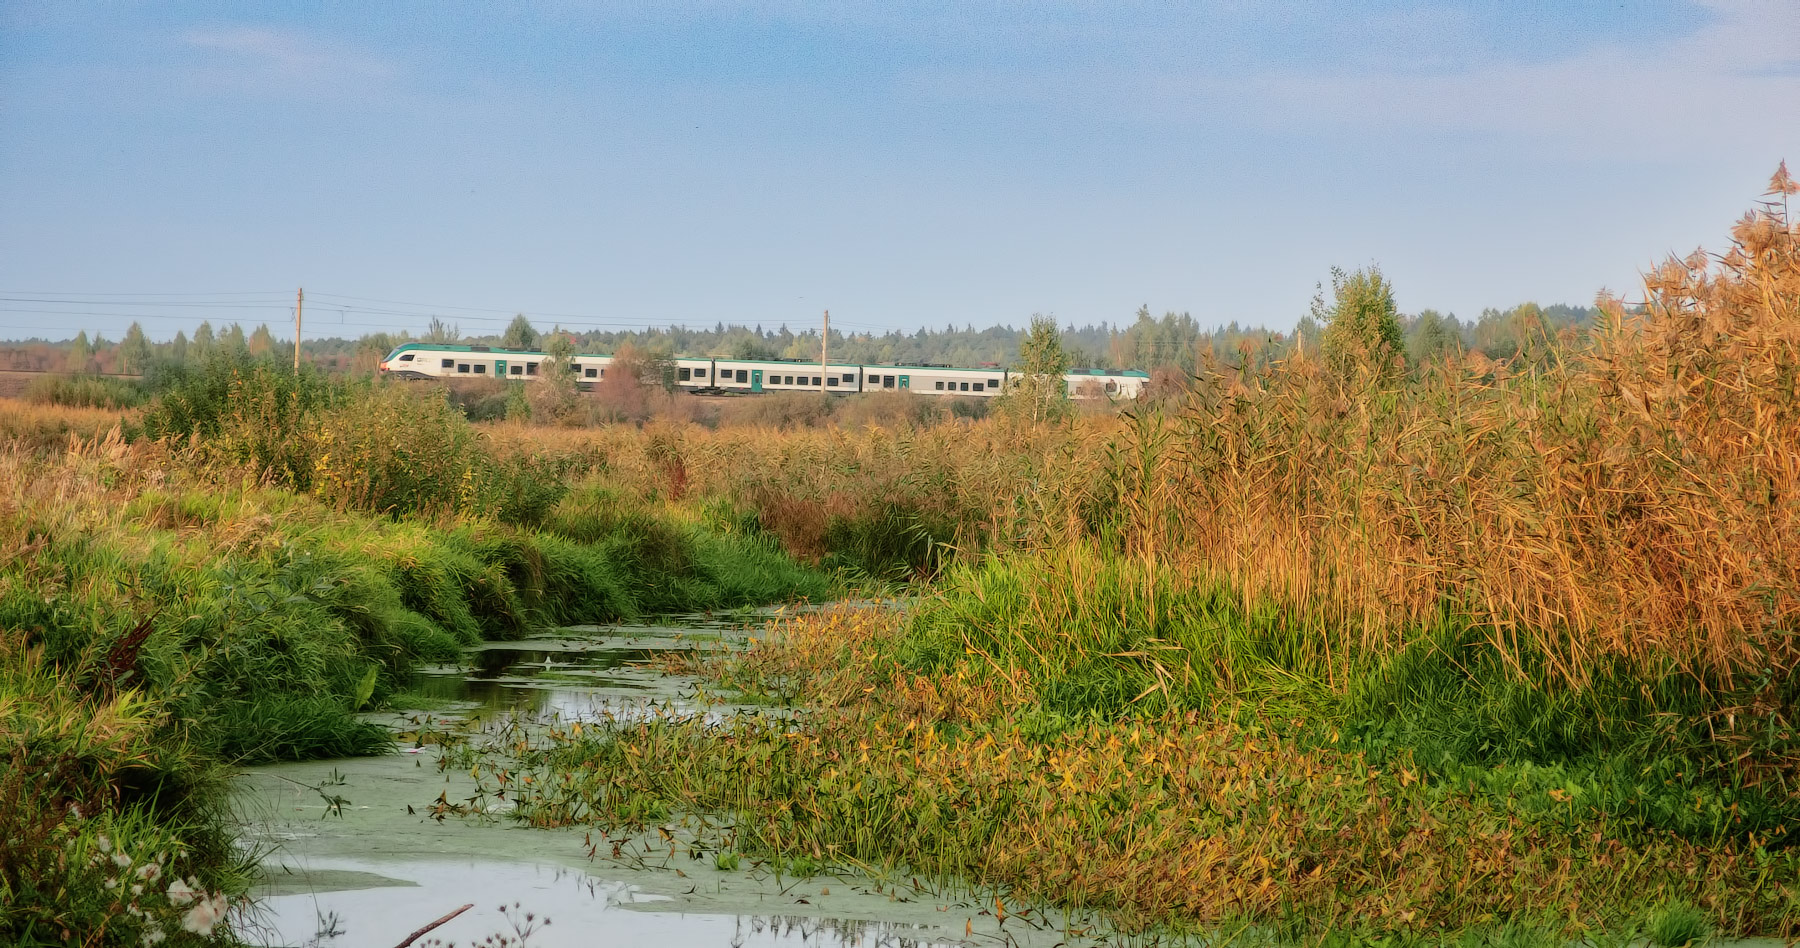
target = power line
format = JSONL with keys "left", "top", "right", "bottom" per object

{"left": 0, "top": 290, "right": 284, "bottom": 297}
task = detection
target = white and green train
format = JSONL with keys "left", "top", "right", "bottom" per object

{"left": 378, "top": 343, "right": 1149, "bottom": 399}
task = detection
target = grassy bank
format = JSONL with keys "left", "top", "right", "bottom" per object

{"left": 424, "top": 188, "right": 1800, "bottom": 942}
{"left": 445, "top": 597, "right": 1799, "bottom": 941}
{"left": 0, "top": 361, "right": 829, "bottom": 944}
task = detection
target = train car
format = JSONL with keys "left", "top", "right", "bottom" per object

{"left": 378, "top": 343, "right": 1148, "bottom": 400}
{"left": 1065, "top": 368, "right": 1150, "bottom": 399}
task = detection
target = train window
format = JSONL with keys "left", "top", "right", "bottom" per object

{"left": 473, "top": 364, "right": 487, "bottom": 374}
{"left": 990, "top": 378, "right": 1001, "bottom": 387}
{"left": 457, "top": 363, "right": 470, "bottom": 373}
{"left": 883, "top": 375, "right": 895, "bottom": 388}
{"left": 827, "top": 377, "right": 838, "bottom": 387}
{"left": 585, "top": 368, "right": 597, "bottom": 378}
{"left": 510, "top": 365, "right": 523, "bottom": 376}
{"left": 678, "top": 367, "right": 691, "bottom": 381}
{"left": 934, "top": 381, "right": 944, "bottom": 390}
{"left": 441, "top": 359, "right": 454, "bottom": 368}
{"left": 842, "top": 374, "right": 855, "bottom": 384}
{"left": 812, "top": 376, "right": 821, "bottom": 386}
{"left": 399, "top": 353, "right": 414, "bottom": 361}
{"left": 736, "top": 370, "right": 748, "bottom": 383}
{"left": 694, "top": 368, "right": 707, "bottom": 377}
{"left": 972, "top": 382, "right": 983, "bottom": 392}
{"left": 526, "top": 363, "right": 538, "bottom": 376}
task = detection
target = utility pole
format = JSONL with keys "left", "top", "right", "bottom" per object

{"left": 293, "top": 287, "right": 304, "bottom": 371}
{"left": 821, "top": 309, "right": 829, "bottom": 397}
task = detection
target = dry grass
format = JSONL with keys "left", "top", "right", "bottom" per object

{"left": 0, "top": 397, "right": 132, "bottom": 452}
{"left": 1097, "top": 193, "right": 1800, "bottom": 695}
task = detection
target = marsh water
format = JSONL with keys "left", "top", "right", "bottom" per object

{"left": 235, "top": 610, "right": 1082, "bottom": 948}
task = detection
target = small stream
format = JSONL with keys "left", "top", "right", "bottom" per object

{"left": 235, "top": 610, "right": 1081, "bottom": 948}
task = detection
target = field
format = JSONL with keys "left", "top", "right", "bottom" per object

{"left": 3, "top": 186, "right": 1798, "bottom": 945}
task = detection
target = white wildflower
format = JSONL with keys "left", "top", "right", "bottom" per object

{"left": 95, "top": 834, "right": 112, "bottom": 853}
{"left": 181, "top": 893, "right": 227, "bottom": 935}
{"left": 112, "top": 852, "right": 132, "bottom": 868}
{"left": 131, "top": 883, "right": 144, "bottom": 896}
{"left": 164, "top": 877, "right": 197, "bottom": 906}
{"left": 136, "top": 862, "right": 162, "bottom": 883}
{"left": 141, "top": 927, "right": 166, "bottom": 946}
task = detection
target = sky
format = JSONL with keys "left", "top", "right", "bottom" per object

{"left": 2, "top": 1, "right": 1798, "bottom": 343}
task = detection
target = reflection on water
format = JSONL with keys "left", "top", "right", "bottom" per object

{"left": 247, "top": 857, "right": 958, "bottom": 948}
{"left": 406, "top": 619, "right": 747, "bottom": 722}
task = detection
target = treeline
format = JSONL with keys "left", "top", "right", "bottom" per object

{"left": 2, "top": 300, "right": 1596, "bottom": 379}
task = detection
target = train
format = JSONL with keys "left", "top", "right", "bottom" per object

{"left": 376, "top": 343, "right": 1150, "bottom": 399}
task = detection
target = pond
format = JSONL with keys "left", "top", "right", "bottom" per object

{"left": 235, "top": 611, "right": 1088, "bottom": 947}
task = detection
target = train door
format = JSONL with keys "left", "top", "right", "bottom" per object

{"left": 751, "top": 369, "right": 763, "bottom": 393}
{"left": 898, "top": 375, "right": 910, "bottom": 390}
{"left": 495, "top": 359, "right": 507, "bottom": 377}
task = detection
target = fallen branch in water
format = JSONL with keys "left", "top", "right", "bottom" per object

{"left": 393, "top": 903, "right": 473, "bottom": 948}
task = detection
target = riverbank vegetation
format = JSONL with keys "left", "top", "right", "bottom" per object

{"left": 0, "top": 362, "right": 829, "bottom": 943}
{"left": 429, "top": 175, "right": 1800, "bottom": 942}
{"left": 7, "top": 172, "right": 1797, "bottom": 943}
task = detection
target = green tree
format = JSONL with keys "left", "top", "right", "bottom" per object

{"left": 424, "top": 316, "right": 461, "bottom": 344}
{"left": 1000, "top": 314, "right": 1072, "bottom": 424}
{"left": 192, "top": 322, "right": 216, "bottom": 358}
{"left": 169, "top": 330, "right": 189, "bottom": 365}
{"left": 529, "top": 330, "right": 581, "bottom": 420}
{"left": 502, "top": 314, "right": 540, "bottom": 349}
{"left": 1319, "top": 266, "right": 1405, "bottom": 378}
{"left": 119, "top": 322, "right": 151, "bottom": 374}
{"left": 222, "top": 323, "right": 248, "bottom": 356}
{"left": 248, "top": 323, "right": 274, "bottom": 356}
{"left": 68, "top": 331, "right": 93, "bottom": 372}
{"left": 1407, "top": 309, "right": 1461, "bottom": 366}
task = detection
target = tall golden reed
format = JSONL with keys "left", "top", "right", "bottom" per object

{"left": 1113, "top": 175, "right": 1799, "bottom": 689}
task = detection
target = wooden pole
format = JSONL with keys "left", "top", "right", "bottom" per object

{"left": 293, "top": 287, "right": 304, "bottom": 371}
{"left": 821, "top": 309, "right": 829, "bottom": 396}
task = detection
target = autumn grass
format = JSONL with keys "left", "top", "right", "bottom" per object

{"left": 435, "top": 605, "right": 1800, "bottom": 941}
{"left": 1091, "top": 196, "right": 1800, "bottom": 700}
{"left": 480, "top": 415, "right": 1117, "bottom": 579}
{"left": 0, "top": 397, "right": 134, "bottom": 450}
{"left": 1, "top": 364, "right": 831, "bottom": 944}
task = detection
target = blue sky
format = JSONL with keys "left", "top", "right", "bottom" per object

{"left": 2, "top": 1, "right": 1797, "bottom": 341}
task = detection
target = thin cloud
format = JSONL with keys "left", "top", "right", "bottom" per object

{"left": 180, "top": 26, "right": 397, "bottom": 83}
{"left": 895, "top": 0, "right": 1797, "bottom": 159}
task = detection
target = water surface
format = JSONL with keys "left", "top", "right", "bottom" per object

{"left": 238, "top": 611, "right": 1080, "bottom": 947}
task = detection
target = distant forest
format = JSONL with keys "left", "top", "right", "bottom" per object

{"left": 0, "top": 303, "right": 1597, "bottom": 377}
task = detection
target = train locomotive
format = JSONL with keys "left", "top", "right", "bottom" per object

{"left": 377, "top": 343, "right": 1149, "bottom": 399}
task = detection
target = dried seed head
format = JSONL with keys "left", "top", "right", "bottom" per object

{"left": 1768, "top": 160, "right": 1799, "bottom": 197}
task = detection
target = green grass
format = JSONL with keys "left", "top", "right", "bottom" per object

{"left": 1646, "top": 901, "right": 1712, "bottom": 948}
{"left": 21, "top": 373, "right": 150, "bottom": 410}
{"left": 895, "top": 546, "right": 1800, "bottom": 847}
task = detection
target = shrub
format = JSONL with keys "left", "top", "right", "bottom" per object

{"left": 21, "top": 374, "right": 148, "bottom": 410}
